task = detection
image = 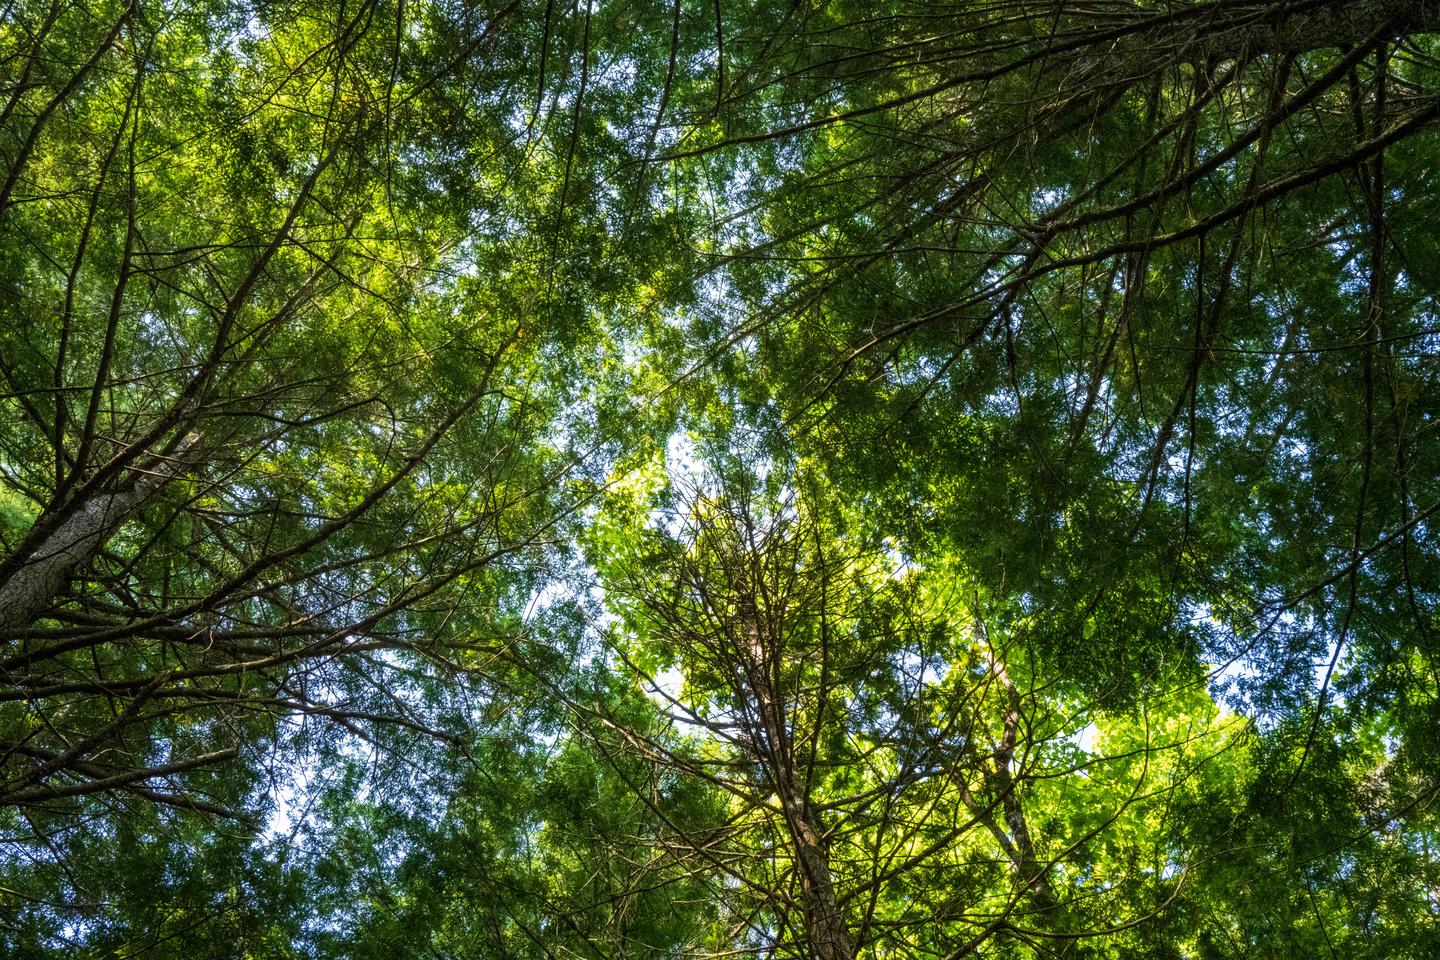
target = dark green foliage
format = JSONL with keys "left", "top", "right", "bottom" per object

{"left": 3, "top": 2, "right": 1440, "bottom": 958}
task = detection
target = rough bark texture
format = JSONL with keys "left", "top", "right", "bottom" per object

{"left": 1194, "top": 0, "right": 1439, "bottom": 54}
{"left": 1033, "top": 0, "right": 1440, "bottom": 132}
{"left": 1068, "top": 0, "right": 1439, "bottom": 71}
{"left": 0, "top": 433, "right": 199, "bottom": 636}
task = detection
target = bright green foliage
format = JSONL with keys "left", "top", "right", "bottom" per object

{"left": 3, "top": 1, "right": 1440, "bottom": 958}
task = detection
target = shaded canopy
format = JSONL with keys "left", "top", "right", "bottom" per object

{"left": 2, "top": 1, "right": 1438, "bottom": 957}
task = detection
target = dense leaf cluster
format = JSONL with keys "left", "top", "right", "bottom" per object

{"left": 2, "top": 1, "right": 1438, "bottom": 957}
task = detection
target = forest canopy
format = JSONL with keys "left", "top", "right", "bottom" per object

{"left": 1, "top": 0, "right": 1438, "bottom": 957}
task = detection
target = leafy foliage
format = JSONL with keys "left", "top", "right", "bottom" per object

{"left": 3, "top": 1, "right": 1439, "bottom": 957}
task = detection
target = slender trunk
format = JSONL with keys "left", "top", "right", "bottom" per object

{"left": 742, "top": 613, "right": 854, "bottom": 960}
{"left": 976, "top": 618, "right": 1058, "bottom": 913}
{"left": 0, "top": 433, "right": 199, "bottom": 635}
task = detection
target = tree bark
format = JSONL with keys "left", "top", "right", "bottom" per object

{"left": 741, "top": 606, "right": 855, "bottom": 960}
{"left": 0, "top": 433, "right": 199, "bottom": 636}
{"left": 1186, "top": 0, "right": 1438, "bottom": 57}
{"left": 1049, "top": 0, "right": 1440, "bottom": 82}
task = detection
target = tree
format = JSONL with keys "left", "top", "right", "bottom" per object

{"left": 583, "top": 458, "right": 1250, "bottom": 959}
{"left": 0, "top": 7, "right": 633, "bottom": 941}
{"left": 4, "top": 1, "right": 1440, "bottom": 957}
{"left": 650, "top": 0, "right": 1440, "bottom": 733}
{"left": 580, "top": 1, "right": 1440, "bottom": 956}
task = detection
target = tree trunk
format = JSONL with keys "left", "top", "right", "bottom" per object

{"left": 741, "top": 612, "right": 855, "bottom": 960}
{"left": 1058, "top": 0, "right": 1439, "bottom": 79}
{"left": 0, "top": 433, "right": 199, "bottom": 636}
